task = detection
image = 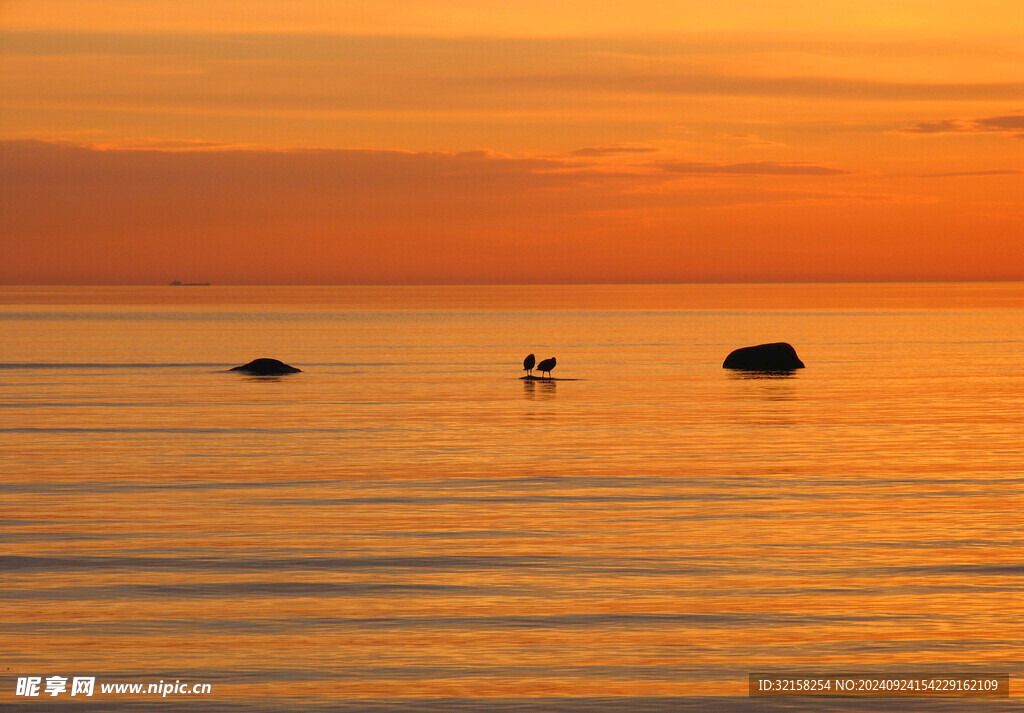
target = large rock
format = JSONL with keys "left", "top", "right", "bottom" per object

{"left": 230, "top": 358, "right": 301, "bottom": 375}
{"left": 723, "top": 343, "right": 804, "bottom": 371}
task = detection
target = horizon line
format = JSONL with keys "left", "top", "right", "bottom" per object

{"left": 1, "top": 279, "right": 1021, "bottom": 288}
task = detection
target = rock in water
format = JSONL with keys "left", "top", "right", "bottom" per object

{"left": 230, "top": 358, "right": 302, "bottom": 375}
{"left": 723, "top": 343, "right": 804, "bottom": 371}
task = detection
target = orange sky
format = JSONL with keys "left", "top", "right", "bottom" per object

{"left": 1, "top": 1, "right": 1022, "bottom": 283}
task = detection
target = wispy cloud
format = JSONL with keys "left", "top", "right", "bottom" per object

{"left": 3, "top": 139, "right": 1019, "bottom": 284}
{"left": 897, "top": 114, "right": 1024, "bottom": 138}
{"left": 975, "top": 115, "right": 1024, "bottom": 131}
{"left": 5, "top": 31, "right": 1020, "bottom": 63}
{"left": 899, "top": 119, "right": 967, "bottom": 134}
{"left": 0, "top": 140, "right": 891, "bottom": 284}
{"left": 569, "top": 144, "right": 660, "bottom": 157}
{"left": 95, "top": 138, "right": 242, "bottom": 151}
{"left": 718, "top": 133, "right": 787, "bottom": 148}
{"left": 919, "top": 169, "right": 1023, "bottom": 178}
{"left": 658, "top": 161, "right": 850, "bottom": 176}
{"left": 4, "top": 31, "right": 1022, "bottom": 126}
{"left": 484, "top": 74, "right": 1024, "bottom": 101}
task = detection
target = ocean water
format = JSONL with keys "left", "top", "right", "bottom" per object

{"left": 1, "top": 283, "right": 1021, "bottom": 712}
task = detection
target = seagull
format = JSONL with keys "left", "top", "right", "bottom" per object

{"left": 537, "top": 356, "right": 556, "bottom": 379}
{"left": 523, "top": 353, "right": 536, "bottom": 377}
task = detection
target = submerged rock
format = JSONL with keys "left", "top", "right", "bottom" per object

{"left": 230, "top": 358, "right": 301, "bottom": 375}
{"left": 723, "top": 343, "right": 804, "bottom": 371}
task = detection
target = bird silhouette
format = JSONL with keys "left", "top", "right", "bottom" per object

{"left": 537, "top": 356, "right": 556, "bottom": 379}
{"left": 523, "top": 353, "right": 536, "bottom": 377}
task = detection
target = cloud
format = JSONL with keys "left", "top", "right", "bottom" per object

{"left": 898, "top": 119, "right": 968, "bottom": 134}
{"left": 4, "top": 31, "right": 1022, "bottom": 127}
{"left": 5, "top": 31, "right": 1019, "bottom": 63}
{"left": 657, "top": 161, "right": 850, "bottom": 176}
{"left": 570, "top": 144, "right": 660, "bottom": 157}
{"left": 485, "top": 74, "right": 1024, "bottom": 102}
{"left": 718, "top": 133, "right": 787, "bottom": 148}
{"left": 919, "top": 169, "right": 1023, "bottom": 178}
{"left": 95, "top": 138, "right": 241, "bottom": 151}
{"left": 0, "top": 140, "right": 624, "bottom": 283}
{"left": 897, "top": 115, "right": 1024, "bottom": 137}
{"left": 976, "top": 115, "right": 1024, "bottom": 131}
{"left": 2, "top": 140, "right": 909, "bottom": 284}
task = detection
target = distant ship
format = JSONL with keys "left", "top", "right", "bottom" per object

{"left": 169, "top": 281, "right": 211, "bottom": 286}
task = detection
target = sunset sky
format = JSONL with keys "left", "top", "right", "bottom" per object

{"left": 1, "top": 1, "right": 1022, "bottom": 283}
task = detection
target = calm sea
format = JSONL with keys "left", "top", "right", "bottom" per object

{"left": 2, "top": 284, "right": 1021, "bottom": 712}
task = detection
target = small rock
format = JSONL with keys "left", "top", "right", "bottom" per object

{"left": 723, "top": 343, "right": 804, "bottom": 371}
{"left": 230, "top": 358, "right": 301, "bottom": 375}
